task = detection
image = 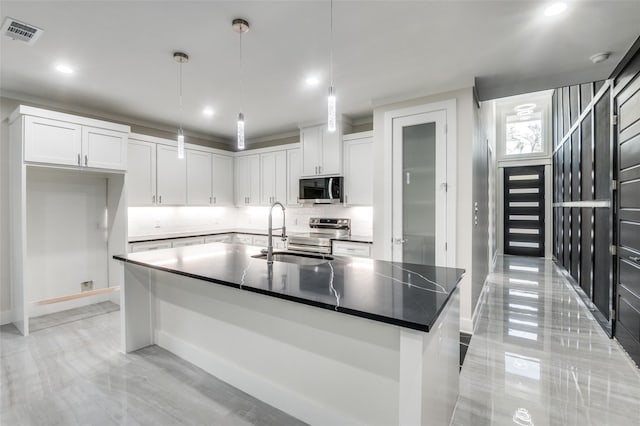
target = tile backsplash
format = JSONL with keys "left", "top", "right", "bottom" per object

{"left": 128, "top": 205, "right": 373, "bottom": 237}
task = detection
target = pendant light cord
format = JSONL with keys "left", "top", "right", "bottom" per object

{"left": 330, "top": 0, "right": 334, "bottom": 86}
{"left": 178, "top": 60, "right": 183, "bottom": 132}
{"left": 239, "top": 27, "right": 244, "bottom": 113}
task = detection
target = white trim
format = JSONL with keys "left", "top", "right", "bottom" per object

{"left": 234, "top": 142, "right": 301, "bottom": 156}
{"left": 28, "top": 289, "right": 121, "bottom": 318}
{"left": 9, "top": 105, "right": 130, "bottom": 133}
{"left": 343, "top": 130, "right": 373, "bottom": 141}
{"left": 382, "top": 99, "right": 457, "bottom": 269}
{"left": 156, "top": 330, "right": 365, "bottom": 426}
{"left": 0, "top": 310, "right": 14, "bottom": 326}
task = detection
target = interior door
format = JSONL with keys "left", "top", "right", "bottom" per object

{"left": 392, "top": 111, "right": 447, "bottom": 265}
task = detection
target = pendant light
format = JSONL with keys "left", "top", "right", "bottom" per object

{"left": 173, "top": 51, "right": 189, "bottom": 159}
{"left": 327, "top": 0, "right": 336, "bottom": 132}
{"left": 233, "top": 18, "right": 250, "bottom": 150}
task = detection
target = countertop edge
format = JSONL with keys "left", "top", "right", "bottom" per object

{"left": 114, "top": 254, "right": 462, "bottom": 332}
{"left": 129, "top": 230, "right": 373, "bottom": 244}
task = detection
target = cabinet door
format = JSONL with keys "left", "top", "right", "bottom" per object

{"left": 260, "top": 152, "right": 276, "bottom": 205}
{"left": 171, "top": 237, "right": 205, "bottom": 248}
{"left": 212, "top": 154, "right": 233, "bottom": 206}
{"left": 247, "top": 154, "right": 261, "bottom": 205}
{"left": 320, "top": 126, "right": 342, "bottom": 175}
{"left": 129, "top": 241, "right": 172, "bottom": 253}
{"left": 301, "top": 126, "right": 321, "bottom": 176}
{"left": 344, "top": 137, "right": 373, "bottom": 205}
{"left": 24, "top": 116, "right": 82, "bottom": 166}
{"left": 332, "top": 241, "right": 372, "bottom": 258}
{"left": 82, "top": 126, "right": 127, "bottom": 170}
{"left": 274, "top": 150, "right": 287, "bottom": 204}
{"left": 156, "top": 145, "right": 186, "bottom": 205}
{"left": 186, "top": 150, "right": 213, "bottom": 205}
{"left": 235, "top": 156, "right": 249, "bottom": 205}
{"left": 287, "top": 149, "right": 301, "bottom": 206}
{"left": 127, "top": 139, "right": 156, "bottom": 206}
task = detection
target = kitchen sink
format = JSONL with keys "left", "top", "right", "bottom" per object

{"left": 251, "top": 251, "right": 334, "bottom": 266}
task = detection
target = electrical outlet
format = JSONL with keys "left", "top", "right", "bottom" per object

{"left": 81, "top": 280, "right": 93, "bottom": 292}
{"left": 154, "top": 220, "right": 161, "bottom": 229}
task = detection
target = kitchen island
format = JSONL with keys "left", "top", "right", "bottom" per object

{"left": 114, "top": 243, "right": 464, "bottom": 426}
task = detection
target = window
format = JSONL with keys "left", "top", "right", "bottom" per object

{"left": 505, "top": 111, "right": 543, "bottom": 155}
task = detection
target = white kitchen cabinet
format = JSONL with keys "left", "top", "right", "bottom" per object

{"left": 82, "top": 126, "right": 127, "bottom": 170}
{"left": 300, "top": 122, "right": 350, "bottom": 177}
{"left": 260, "top": 151, "right": 287, "bottom": 205}
{"left": 129, "top": 240, "right": 172, "bottom": 253}
{"left": 287, "top": 148, "right": 301, "bottom": 206}
{"left": 332, "top": 241, "right": 372, "bottom": 258}
{"left": 204, "top": 234, "right": 233, "bottom": 244}
{"left": 171, "top": 237, "right": 205, "bottom": 248}
{"left": 212, "top": 154, "right": 234, "bottom": 206}
{"left": 186, "top": 150, "right": 213, "bottom": 205}
{"left": 127, "top": 139, "right": 156, "bottom": 206}
{"left": 157, "top": 145, "right": 186, "bottom": 205}
{"left": 23, "top": 115, "right": 127, "bottom": 171}
{"left": 343, "top": 132, "right": 373, "bottom": 206}
{"left": 235, "top": 154, "right": 260, "bottom": 206}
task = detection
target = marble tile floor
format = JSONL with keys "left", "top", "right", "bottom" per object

{"left": 451, "top": 255, "right": 640, "bottom": 426}
{"left": 29, "top": 300, "right": 119, "bottom": 332}
{"left": 1, "top": 308, "right": 307, "bottom": 426}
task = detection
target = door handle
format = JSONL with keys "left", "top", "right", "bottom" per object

{"left": 630, "top": 256, "right": 640, "bottom": 264}
{"left": 393, "top": 238, "right": 407, "bottom": 244}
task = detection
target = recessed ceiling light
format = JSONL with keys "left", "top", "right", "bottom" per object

{"left": 305, "top": 76, "right": 319, "bottom": 86}
{"left": 544, "top": 2, "right": 567, "bottom": 16}
{"left": 202, "top": 107, "right": 214, "bottom": 117}
{"left": 515, "top": 103, "right": 536, "bottom": 112}
{"left": 55, "top": 64, "right": 74, "bottom": 74}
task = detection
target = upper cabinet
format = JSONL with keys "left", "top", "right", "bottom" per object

{"left": 287, "top": 148, "right": 301, "bottom": 206}
{"left": 157, "top": 145, "right": 187, "bottom": 205}
{"left": 18, "top": 107, "right": 128, "bottom": 171}
{"left": 343, "top": 132, "right": 373, "bottom": 206}
{"left": 186, "top": 150, "right": 213, "bottom": 205}
{"left": 212, "top": 154, "right": 234, "bottom": 206}
{"left": 300, "top": 121, "right": 351, "bottom": 177}
{"left": 235, "top": 154, "right": 261, "bottom": 206}
{"left": 127, "top": 139, "right": 156, "bottom": 206}
{"left": 260, "top": 150, "right": 287, "bottom": 205}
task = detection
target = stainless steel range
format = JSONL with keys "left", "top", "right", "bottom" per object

{"left": 287, "top": 218, "right": 351, "bottom": 254}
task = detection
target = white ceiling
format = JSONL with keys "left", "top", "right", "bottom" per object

{"left": 1, "top": 1, "right": 639, "bottom": 147}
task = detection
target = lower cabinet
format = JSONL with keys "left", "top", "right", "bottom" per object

{"left": 204, "top": 234, "right": 233, "bottom": 244}
{"left": 332, "top": 241, "right": 372, "bottom": 258}
{"left": 129, "top": 240, "right": 172, "bottom": 253}
{"left": 171, "top": 237, "right": 205, "bottom": 248}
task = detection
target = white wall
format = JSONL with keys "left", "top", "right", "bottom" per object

{"left": 372, "top": 88, "right": 476, "bottom": 333}
{"left": 0, "top": 99, "right": 13, "bottom": 323}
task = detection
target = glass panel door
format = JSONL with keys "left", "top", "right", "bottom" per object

{"left": 392, "top": 111, "right": 447, "bottom": 265}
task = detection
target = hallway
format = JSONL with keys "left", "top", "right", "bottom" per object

{"left": 452, "top": 256, "right": 640, "bottom": 425}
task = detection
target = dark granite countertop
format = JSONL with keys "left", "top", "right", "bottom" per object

{"left": 114, "top": 243, "right": 463, "bottom": 332}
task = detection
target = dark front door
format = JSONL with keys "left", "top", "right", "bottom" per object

{"left": 504, "top": 166, "right": 545, "bottom": 257}
{"left": 614, "top": 48, "right": 640, "bottom": 366}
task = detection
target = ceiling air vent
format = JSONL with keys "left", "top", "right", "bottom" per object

{"left": 1, "top": 17, "right": 43, "bottom": 45}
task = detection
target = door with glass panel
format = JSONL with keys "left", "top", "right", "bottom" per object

{"left": 392, "top": 111, "right": 447, "bottom": 265}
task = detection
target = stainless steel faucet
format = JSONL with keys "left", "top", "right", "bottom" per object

{"left": 267, "top": 201, "right": 286, "bottom": 264}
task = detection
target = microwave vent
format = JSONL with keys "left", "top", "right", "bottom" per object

{"left": 2, "top": 17, "right": 43, "bottom": 45}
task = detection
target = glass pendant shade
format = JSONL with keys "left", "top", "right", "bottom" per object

{"left": 177, "top": 128, "right": 185, "bottom": 159}
{"left": 237, "top": 112, "right": 245, "bottom": 150}
{"left": 327, "top": 86, "right": 337, "bottom": 132}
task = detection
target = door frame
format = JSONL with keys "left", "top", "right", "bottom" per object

{"left": 382, "top": 99, "right": 457, "bottom": 267}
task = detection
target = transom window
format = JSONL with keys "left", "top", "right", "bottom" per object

{"left": 505, "top": 110, "right": 543, "bottom": 156}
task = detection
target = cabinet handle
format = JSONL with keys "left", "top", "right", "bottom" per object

{"left": 159, "top": 195, "right": 162, "bottom": 204}
{"left": 84, "top": 155, "right": 88, "bottom": 166}
{"left": 213, "top": 196, "right": 216, "bottom": 204}
{"left": 152, "top": 195, "right": 156, "bottom": 204}
{"left": 318, "top": 165, "right": 322, "bottom": 174}
{"left": 77, "top": 153, "right": 81, "bottom": 165}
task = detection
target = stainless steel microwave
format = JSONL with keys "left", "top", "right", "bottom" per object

{"left": 299, "top": 177, "right": 343, "bottom": 204}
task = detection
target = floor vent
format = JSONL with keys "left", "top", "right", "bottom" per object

{"left": 1, "top": 17, "right": 43, "bottom": 45}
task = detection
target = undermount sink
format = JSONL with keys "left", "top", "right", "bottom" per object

{"left": 252, "top": 251, "right": 334, "bottom": 266}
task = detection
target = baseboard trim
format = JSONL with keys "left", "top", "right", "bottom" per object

{"left": 0, "top": 309, "right": 14, "bottom": 325}
{"left": 460, "top": 317, "right": 473, "bottom": 334}
{"left": 29, "top": 288, "right": 120, "bottom": 318}
{"left": 155, "top": 330, "right": 362, "bottom": 426}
